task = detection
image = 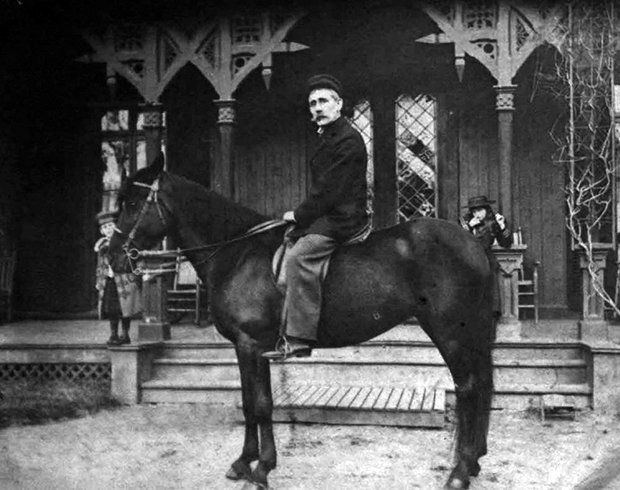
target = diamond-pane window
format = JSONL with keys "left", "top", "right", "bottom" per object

{"left": 100, "top": 108, "right": 166, "bottom": 213}
{"left": 350, "top": 99, "right": 375, "bottom": 221}
{"left": 395, "top": 94, "right": 437, "bottom": 222}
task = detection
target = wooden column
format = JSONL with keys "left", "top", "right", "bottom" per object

{"left": 370, "top": 92, "right": 397, "bottom": 229}
{"left": 494, "top": 84, "right": 516, "bottom": 225}
{"left": 140, "top": 103, "right": 164, "bottom": 165}
{"left": 136, "top": 103, "right": 170, "bottom": 342}
{"left": 213, "top": 99, "right": 236, "bottom": 199}
{"left": 578, "top": 245, "right": 613, "bottom": 343}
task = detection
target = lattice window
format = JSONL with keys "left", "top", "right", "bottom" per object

{"left": 100, "top": 109, "right": 167, "bottom": 213}
{"left": 395, "top": 94, "right": 438, "bottom": 222}
{"left": 0, "top": 363, "right": 111, "bottom": 382}
{"left": 350, "top": 99, "right": 375, "bottom": 220}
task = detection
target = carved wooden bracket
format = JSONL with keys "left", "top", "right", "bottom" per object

{"left": 418, "top": 2, "right": 564, "bottom": 86}
{"left": 79, "top": 11, "right": 308, "bottom": 103}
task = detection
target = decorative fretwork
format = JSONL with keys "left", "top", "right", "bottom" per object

{"left": 0, "top": 363, "right": 111, "bottom": 382}
{"left": 121, "top": 59, "right": 145, "bottom": 80}
{"left": 232, "top": 15, "right": 262, "bottom": 44}
{"left": 472, "top": 39, "right": 497, "bottom": 60}
{"left": 114, "top": 24, "right": 143, "bottom": 53}
{"left": 395, "top": 94, "right": 437, "bottom": 222}
{"left": 80, "top": 13, "right": 308, "bottom": 102}
{"left": 162, "top": 33, "right": 180, "bottom": 72}
{"left": 197, "top": 28, "right": 218, "bottom": 67}
{"left": 350, "top": 99, "right": 375, "bottom": 220}
{"left": 515, "top": 17, "right": 530, "bottom": 51}
{"left": 463, "top": 3, "right": 496, "bottom": 30}
{"left": 232, "top": 54, "right": 254, "bottom": 74}
{"left": 420, "top": 2, "right": 564, "bottom": 86}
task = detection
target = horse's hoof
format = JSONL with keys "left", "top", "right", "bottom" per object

{"left": 225, "top": 461, "right": 252, "bottom": 481}
{"left": 241, "top": 481, "right": 268, "bottom": 490}
{"left": 444, "top": 477, "right": 469, "bottom": 489}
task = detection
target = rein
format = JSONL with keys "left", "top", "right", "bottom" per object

{"left": 117, "top": 176, "right": 288, "bottom": 275}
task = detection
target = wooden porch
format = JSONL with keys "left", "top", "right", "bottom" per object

{"left": 2, "top": 317, "right": 619, "bottom": 426}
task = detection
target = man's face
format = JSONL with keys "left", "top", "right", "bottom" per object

{"left": 308, "top": 88, "right": 342, "bottom": 127}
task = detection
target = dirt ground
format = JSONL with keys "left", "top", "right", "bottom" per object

{"left": 1, "top": 403, "right": 620, "bottom": 490}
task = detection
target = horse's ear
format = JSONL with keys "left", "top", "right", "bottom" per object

{"left": 151, "top": 152, "right": 165, "bottom": 174}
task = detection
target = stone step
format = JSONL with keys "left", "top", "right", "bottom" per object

{"left": 158, "top": 341, "right": 586, "bottom": 363}
{"left": 150, "top": 356, "right": 588, "bottom": 387}
{"left": 140, "top": 380, "right": 592, "bottom": 411}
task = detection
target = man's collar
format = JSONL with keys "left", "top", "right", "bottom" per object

{"left": 316, "top": 116, "right": 345, "bottom": 137}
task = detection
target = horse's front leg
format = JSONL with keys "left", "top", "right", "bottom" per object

{"left": 226, "top": 334, "right": 276, "bottom": 489}
{"left": 248, "top": 354, "right": 276, "bottom": 488}
{"left": 226, "top": 336, "right": 260, "bottom": 482}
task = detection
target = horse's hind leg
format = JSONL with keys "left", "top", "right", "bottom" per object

{"left": 432, "top": 319, "right": 494, "bottom": 489}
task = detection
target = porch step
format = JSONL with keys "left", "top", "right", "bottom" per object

{"left": 150, "top": 355, "right": 588, "bottom": 388}
{"left": 270, "top": 384, "right": 445, "bottom": 428}
{"left": 140, "top": 379, "right": 592, "bottom": 412}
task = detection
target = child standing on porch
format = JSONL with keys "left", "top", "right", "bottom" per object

{"left": 94, "top": 210, "right": 142, "bottom": 345}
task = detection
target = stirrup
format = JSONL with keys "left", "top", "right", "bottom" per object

{"left": 262, "top": 336, "right": 312, "bottom": 361}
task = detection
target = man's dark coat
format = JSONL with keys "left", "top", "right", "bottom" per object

{"left": 291, "top": 116, "right": 369, "bottom": 242}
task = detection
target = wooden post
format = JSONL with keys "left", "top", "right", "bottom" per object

{"left": 213, "top": 99, "right": 236, "bottom": 199}
{"left": 370, "top": 92, "right": 397, "bottom": 229}
{"left": 137, "top": 253, "right": 173, "bottom": 342}
{"left": 140, "top": 103, "right": 164, "bottom": 165}
{"left": 494, "top": 84, "right": 516, "bottom": 225}
{"left": 578, "top": 245, "right": 613, "bottom": 342}
{"left": 494, "top": 245, "right": 526, "bottom": 341}
{"left": 135, "top": 103, "right": 171, "bottom": 342}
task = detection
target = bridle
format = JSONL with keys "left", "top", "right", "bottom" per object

{"left": 115, "top": 176, "right": 170, "bottom": 260}
{"left": 113, "top": 174, "right": 288, "bottom": 275}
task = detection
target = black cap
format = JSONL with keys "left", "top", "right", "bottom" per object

{"left": 307, "top": 74, "right": 343, "bottom": 98}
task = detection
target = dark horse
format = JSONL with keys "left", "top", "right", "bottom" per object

{"left": 109, "top": 155, "right": 495, "bottom": 489}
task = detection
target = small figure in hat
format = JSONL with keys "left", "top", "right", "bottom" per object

{"left": 94, "top": 210, "right": 142, "bottom": 346}
{"left": 460, "top": 196, "right": 512, "bottom": 317}
{"left": 460, "top": 195, "right": 511, "bottom": 252}
{"left": 262, "top": 74, "right": 370, "bottom": 361}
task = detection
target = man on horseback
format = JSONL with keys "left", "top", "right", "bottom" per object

{"left": 263, "top": 74, "right": 370, "bottom": 360}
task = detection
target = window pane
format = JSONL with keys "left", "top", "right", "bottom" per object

{"left": 101, "top": 110, "right": 129, "bottom": 131}
{"left": 395, "top": 94, "right": 437, "bottom": 221}
{"left": 101, "top": 140, "right": 130, "bottom": 211}
{"left": 137, "top": 111, "right": 166, "bottom": 130}
{"left": 136, "top": 139, "right": 147, "bottom": 170}
{"left": 350, "top": 99, "right": 375, "bottom": 219}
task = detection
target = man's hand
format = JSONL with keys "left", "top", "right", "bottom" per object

{"left": 283, "top": 211, "right": 296, "bottom": 222}
{"left": 495, "top": 213, "right": 506, "bottom": 230}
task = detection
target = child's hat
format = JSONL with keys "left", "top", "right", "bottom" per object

{"left": 96, "top": 210, "right": 119, "bottom": 225}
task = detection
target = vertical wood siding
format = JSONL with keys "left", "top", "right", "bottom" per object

{"left": 235, "top": 110, "right": 308, "bottom": 218}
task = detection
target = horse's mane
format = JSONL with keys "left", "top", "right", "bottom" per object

{"left": 165, "top": 172, "right": 268, "bottom": 242}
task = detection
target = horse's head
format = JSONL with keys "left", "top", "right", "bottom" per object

{"left": 109, "top": 152, "right": 173, "bottom": 258}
